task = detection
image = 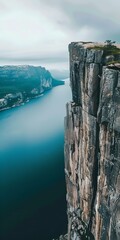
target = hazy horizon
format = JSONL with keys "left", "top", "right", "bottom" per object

{"left": 0, "top": 0, "right": 120, "bottom": 70}
{"left": 0, "top": 59, "right": 69, "bottom": 71}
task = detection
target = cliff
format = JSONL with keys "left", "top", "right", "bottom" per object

{"left": 0, "top": 65, "right": 64, "bottom": 110}
{"left": 64, "top": 42, "right": 120, "bottom": 240}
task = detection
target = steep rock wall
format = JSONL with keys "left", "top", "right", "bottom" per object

{"left": 64, "top": 42, "right": 120, "bottom": 240}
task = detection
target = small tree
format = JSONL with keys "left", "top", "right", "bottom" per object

{"left": 105, "top": 40, "right": 116, "bottom": 47}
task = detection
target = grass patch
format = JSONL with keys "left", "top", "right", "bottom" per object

{"left": 88, "top": 45, "right": 120, "bottom": 57}
{"left": 106, "top": 60, "right": 120, "bottom": 65}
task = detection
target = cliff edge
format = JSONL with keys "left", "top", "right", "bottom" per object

{"left": 64, "top": 42, "right": 120, "bottom": 240}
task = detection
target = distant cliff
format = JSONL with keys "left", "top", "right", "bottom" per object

{"left": 0, "top": 65, "right": 64, "bottom": 111}
{"left": 64, "top": 42, "right": 120, "bottom": 239}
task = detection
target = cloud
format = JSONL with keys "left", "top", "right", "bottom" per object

{"left": 0, "top": 0, "right": 120, "bottom": 69}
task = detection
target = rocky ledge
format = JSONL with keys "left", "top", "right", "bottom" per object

{"left": 53, "top": 234, "right": 68, "bottom": 240}
{"left": 64, "top": 42, "right": 120, "bottom": 239}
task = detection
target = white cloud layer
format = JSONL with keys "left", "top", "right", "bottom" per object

{"left": 0, "top": 0, "right": 120, "bottom": 69}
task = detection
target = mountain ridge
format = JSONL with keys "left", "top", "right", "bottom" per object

{"left": 0, "top": 65, "right": 64, "bottom": 111}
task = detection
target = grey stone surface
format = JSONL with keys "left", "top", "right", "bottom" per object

{"left": 53, "top": 234, "right": 68, "bottom": 240}
{"left": 64, "top": 42, "right": 120, "bottom": 240}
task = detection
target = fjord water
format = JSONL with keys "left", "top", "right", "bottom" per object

{"left": 0, "top": 80, "right": 71, "bottom": 240}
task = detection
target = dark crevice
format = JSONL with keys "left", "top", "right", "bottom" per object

{"left": 88, "top": 63, "right": 102, "bottom": 232}
{"left": 71, "top": 143, "right": 75, "bottom": 154}
{"left": 113, "top": 71, "right": 119, "bottom": 91}
{"left": 107, "top": 66, "right": 120, "bottom": 71}
{"left": 88, "top": 122, "right": 100, "bottom": 232}
{"left": 71, "top": 111, "right": 74, "bottom": 128}
{"left": 73, "top": 63, "right": 80, "bottom": 104}
{"left": 94, "top": 64, "right": 103, "bottom": 117}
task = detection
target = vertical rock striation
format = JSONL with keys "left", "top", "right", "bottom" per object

{"left": 64, "top": 42, "right": 120, "bottom": 240}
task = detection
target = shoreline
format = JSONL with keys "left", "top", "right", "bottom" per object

{"left": 0, "top": 92, "right": 45, "bottom": 113}
{"left": 0, "top": 80, "right": 66, "bottom": 113}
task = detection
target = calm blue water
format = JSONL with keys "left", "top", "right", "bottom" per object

{"left": 0, "top": 80, "right": 71, "bottom": 240}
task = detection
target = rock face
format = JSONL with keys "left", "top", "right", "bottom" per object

{"left": 64, "top": 42, "right": 120, "bottom": 239}
{"left": 0, "top": 65, "right": 64, "bottom": 110}
{"left": 53, "top": 234, "right": 68, "bottom": 240}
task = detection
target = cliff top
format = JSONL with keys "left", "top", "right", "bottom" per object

{"left": 69, "top": 41, "right": 120, "bottom": 49}
{"left": 69, "top": 41, "right": 120, "bottom": 67}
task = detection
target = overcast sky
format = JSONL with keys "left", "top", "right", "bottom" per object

{"left": 0, "top": 0, "right": 120, "bottom": 70}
